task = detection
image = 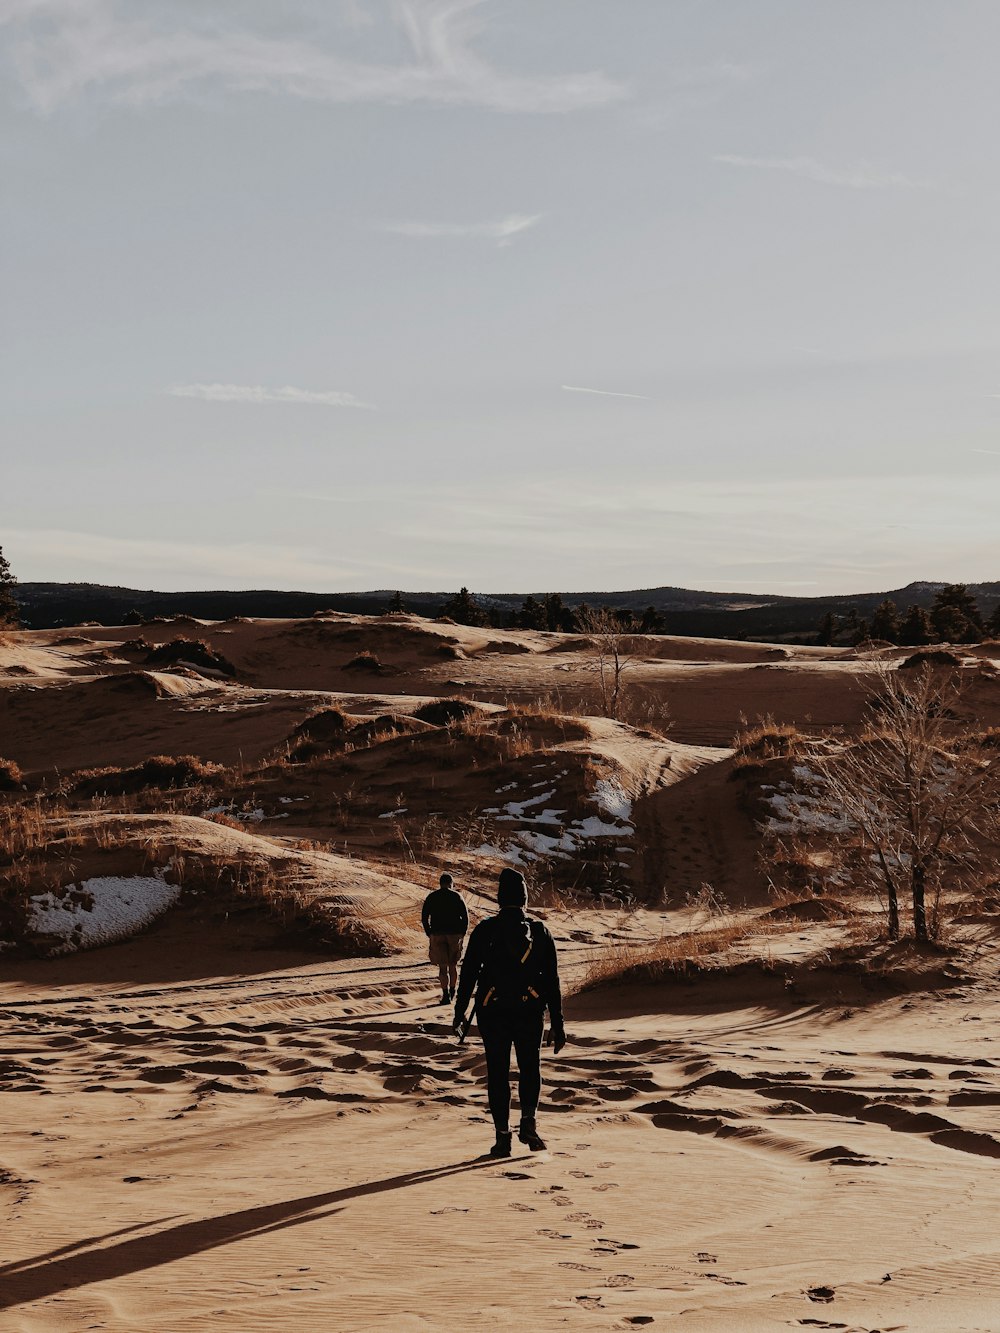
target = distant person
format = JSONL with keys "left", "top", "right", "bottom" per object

{"left": 453, "top": 867, "right": 566, "bottom": 1158}
{"left": 422, "top": 872, "right": 469, "bottom": 1005}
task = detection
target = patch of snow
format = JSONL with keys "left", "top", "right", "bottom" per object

{"left": 576, "top": 814, "right": 631, "bottom": 838}
{"left": 378, "top": 809, "right": 408, "bottom": 819}
{"left": 468, "top": 842, "right": 532, "bottom": 866}
{"left": 499, "top": 790, "right": 556, "bottom": 818}
{"left": 592, "top": 779, "right": 633, "bottom": 824}
{"left": 26, "top": 873, "right": 180, "bottom": 955}
{"left": 516, "top": 830, "right": 572, "bottom": 860}
{"left": 495, "top": 782, "right": 518, "bottom": 793}
{"left": 278, "top": 795, "right": 309, "bottom": 805}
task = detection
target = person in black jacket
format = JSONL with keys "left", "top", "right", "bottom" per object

{"left": 422, "top": 873, "right": 470, "bottom": 1004}
{"left": 453, "top": 867, "right": 566, "bottom": 1158}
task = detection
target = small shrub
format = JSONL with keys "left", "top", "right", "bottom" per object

{"left": 900, "top": 648, "right": 963, "bottom": 670}
{"left": 732, "top": 715, "right": 802, "bottom": 770}
{"left": 144, "top": 637, "right": 236, "bottom": 677}
{"left": 414, "top": 697, "right": 478, "bottom": 726}
{"left": 344, "top": 651, "right": 383, "bottom": 673}
{"left": 0, "top": 758, "right": 23, "bottom": 791}
{"left": 71, "top": 754, "right": 224, "bottom": 797}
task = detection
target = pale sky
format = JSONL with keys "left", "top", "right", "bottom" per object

{"left": 3, "top": 0, "right": 999, "bottom": 596}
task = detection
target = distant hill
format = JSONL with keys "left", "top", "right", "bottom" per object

{"left": 14, "top": 579, "right": 1000, "bottom": 642}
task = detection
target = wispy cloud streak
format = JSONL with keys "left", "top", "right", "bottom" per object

{"left": 0, "top": 1, "right": 626, "bottom": 115}
{"left": 168, "top": 383, "right": 374, "bottom": 408}
{"left": 714, "top": 154, "right": 927, "bottom": 190}
{"left": 561, "top": 384, "right": 650, "bottom": 400}
{"left": 379, "top": 213, "right": 541, "bottom": 245}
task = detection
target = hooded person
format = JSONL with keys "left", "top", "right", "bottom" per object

{"left": 453, "top": 867, "right": 566, "bottom": 1158}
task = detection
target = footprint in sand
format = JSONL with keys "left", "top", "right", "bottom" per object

{"left": 695, "top": 1252, "right": 717, "bottom": 1264}
{"left": 536, "top": 1228, "right": 572, "bottom": 1239}
{"left": 560, "top": 1262, "right": 601, "bottom": 1272}
{"left": 509, "top": 1202, "right": 536, "bottom": 1212}
{"left": 805, "top": 1285, "right": 836, "bottom": 1303}
{"left": 604, "top": 1274, "right": 635, "bottom": 1287}
{"left": 592, "top": 1182, "right": 619, "bottom": 1192}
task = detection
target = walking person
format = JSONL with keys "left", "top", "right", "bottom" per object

{"left": 422, "top": 872, "right": 469, "bottom": 1005}
{"left": 453, "top": 867, "right": 566, "bottom": 1158}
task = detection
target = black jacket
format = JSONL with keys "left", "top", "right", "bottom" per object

{"left": 421, "top": 887, "right": 469, "bottom": 937}
{"left": 455, "top": 907, "right": 563, "bottom": 1027}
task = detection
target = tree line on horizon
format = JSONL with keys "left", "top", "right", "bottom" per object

{"left": 817, "top": 583, "right": 997, "bottom": 648}
{"left": 404, "top": 582, "right": 1000, "bottom": 647}
{"left": 400, "top": 586, "right": 667, "bottom": 635}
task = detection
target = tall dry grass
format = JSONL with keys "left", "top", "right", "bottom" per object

{"left": 576, "top": 916, "right": 790, "bottom": 991}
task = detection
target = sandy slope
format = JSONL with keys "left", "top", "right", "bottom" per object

{"left": 4, "top": 923, "right": 1000, "bottom": 1332}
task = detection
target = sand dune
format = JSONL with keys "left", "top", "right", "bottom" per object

{"left": 3, "top": 613, "right": 1000, "bottom": 1329}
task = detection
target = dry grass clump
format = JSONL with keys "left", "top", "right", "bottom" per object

{"left": 344, "top": 650, "right": 384, "bottom": 673}
{"left": 731, "top": 715, "right": 803, "bottom": 773}
{"left": 144, "top": 637, "right": 236, "bottom": 676}
{"left": 285, "top": 707, "right": 353, "bottom": 760}
{"left": 69, "top": 754, "right": 225, "bottom": 797}
{"left": 900, "top": 648, "right": 963, "bottom": 670}
{"left": 0, "top": 758, "right": 24, "bottom": 791}
{"left": 577, "top": 918, "right": 759, "bottom": 991}
{"left": 414, "top": 697, "right": 479, "bottom": 726}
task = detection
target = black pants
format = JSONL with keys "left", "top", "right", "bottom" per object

{"left": 477, "top": 1004, "right": 544, "bottom": 1132}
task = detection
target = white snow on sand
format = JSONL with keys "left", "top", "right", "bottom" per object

{"left": 26, "top": 873, "right": 180, "bottom": 955}
{"left": 592, "top": 778, "right": 633, "bottom": 823}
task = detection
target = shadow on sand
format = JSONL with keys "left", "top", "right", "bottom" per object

{"left": 1, "top": 1156, "right": 498, "bottom": 1311}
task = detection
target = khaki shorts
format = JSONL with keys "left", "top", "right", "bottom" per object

{"left": 429, "top": 933, "right": 464, "bottom": 967}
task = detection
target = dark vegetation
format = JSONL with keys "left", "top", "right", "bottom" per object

{"left": 144, "top": 637, "right": 237, "bottom": 676}
{"left": 0, "top": 546, "right": 18, "bottom": 628}
{"left": 15, "top": 578, "right": 1000, "bottom": 644}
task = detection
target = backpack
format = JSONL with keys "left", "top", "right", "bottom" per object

{"left": 478, "top": 917, "right": 547, "bottom": 1011}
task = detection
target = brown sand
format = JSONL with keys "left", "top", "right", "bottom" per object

{"left": 3, "top": 616, "right": 1000, "bottom": 1330}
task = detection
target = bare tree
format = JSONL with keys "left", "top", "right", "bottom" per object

{"left": 576, "top": 606, "right": 634, "bottom": 721}
{"left": 811, "top": 664, "right": 1000, "bottom": 940}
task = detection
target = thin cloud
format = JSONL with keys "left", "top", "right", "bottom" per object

{"left": 971, "top": 448, "right": 1000, "bottom": 456}
{"left": 714, "top": 154, "right": 927, "bottom": 190}
{"left": 0, "top": 1, "right": 626, "bottom": 115}
{"left": 561, "top": 384, "right": 651, "bottom": 401}
{"left": 379, "top": 213, "right": 542, "bottom": 245}
{"left": 168, "top": 383, "right": 374, "bottom": 408}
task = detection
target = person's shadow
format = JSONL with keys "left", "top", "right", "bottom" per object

{"left": 1, "top": 1156, "right": 499, "bottom": 1311}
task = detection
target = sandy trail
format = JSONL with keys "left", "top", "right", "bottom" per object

{"left": 5, "top": 925, "right": 1000, "bottom": 1332}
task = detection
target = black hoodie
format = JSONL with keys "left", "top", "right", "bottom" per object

{"left": 454, "top": 906, "right": 563, "bottom": 1026}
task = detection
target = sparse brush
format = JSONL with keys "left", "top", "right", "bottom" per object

{"left": 344, "top": 650, "right": 383, "bottom": 672}
{"left": 69, "top": 754, "right": 225, "bottom": 797}
{"left": 144, "top": 637, "right": 236, "bottom": 676}
{"left": 0, "top": 758, "right": 24, "bottom": 791}
{"left": 684, "top": 881, "right": 730, "bottom": 917}
{"left": 732, "top": 714, "right": 802, "bottom": 764}
{"left": 576, "top": 918, "right": 761, "bottom": 991}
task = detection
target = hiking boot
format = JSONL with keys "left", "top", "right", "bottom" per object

{"left": 489, "top": 1131, "right": 513, "bottom": 1159}
{"left": 439, "top": 991, "right": 450, "bottom": 1005}
{"left": 518, "top": 1119, "right": 546, "bottom": 1151}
